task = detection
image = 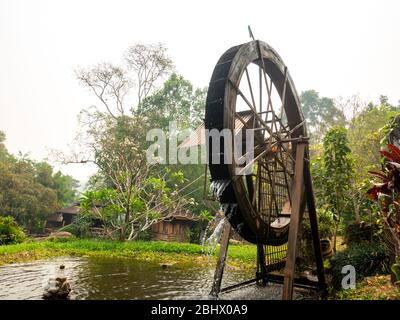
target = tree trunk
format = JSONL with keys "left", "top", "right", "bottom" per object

{"left": 353, "top": 197, "right": 360, "bottom": 224}
{"left": 333, "top": 223, "right": 338, "bottom": 253}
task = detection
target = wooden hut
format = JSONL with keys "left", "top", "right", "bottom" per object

{"left": 45, "top": 203, "right": 102, "bottom": 231}
{"left": 46, "top": 204, "right": 80, "bottom": 229}
{"left": 151, "top": 210, "right": 200, "bottom": 242}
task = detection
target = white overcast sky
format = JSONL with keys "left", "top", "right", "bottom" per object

{"left": 0, "top": 0, "right": 399, "bottom": 185}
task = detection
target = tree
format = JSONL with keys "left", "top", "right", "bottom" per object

{"left": 334, "top": 94, "right": 367, "bottom": 123}
{"left": 137, "top": 74, "right": 213, "bottom": 215}
{"left": 347, "top": 105, "right": 399, "bottom": 178}
{"left": 75, "top": 43, "right": 174, "bottom": 119}
{"left": 300, "top": 90, "right": 346, "bottom": 142}
{"left": 52, "top": 171, "right": 79, "bottom": 206}
{"left": 137, "top": 73, "right": 206, "bottom": 130}
{"left": 0, "top": 132, "right": 78, "bottom": 232}
{"left": 380, "top": 95, "right": 390, "bottom": 107}
{"left": 312, "top": 127, "right": 354, "bottom": 252}
{"left": 72, "top": 113, "right": 193, "bottom": 240}
{"left": 0, "top": 157, "right": 58, "bottom": 233}
{"left": 80, "top": 169, "right": 190, "bottom": 241}
{"left": 0, "top": 131, "right": 6, "bottom": 153}
{"left": 69, "top": 44, "right": 206, "bottom": 240}
{"left": 125, "top": 43, "right": 174, "bottom": 105}
{"left": 76, "top": 63, "right": 131, "bottom": 119}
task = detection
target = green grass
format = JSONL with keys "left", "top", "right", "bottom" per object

{"left": 0, "top": 238, "right": 258, "bottom": 269}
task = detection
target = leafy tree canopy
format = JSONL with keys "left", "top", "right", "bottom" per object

{"left": 0, "top": 132, "right": 79, "bottom": 233}
{"left": 300, "top": 90, "right": 346, "bottom": 140}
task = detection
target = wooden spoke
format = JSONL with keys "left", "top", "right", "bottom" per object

{"left": 259, "top": 65, "right": 263, "bottom": 113}
{"left": 229, "top": 79, "right": 276, "bottom": 139}
{"left": 234, "top": 111, "right": 265, "bottom": 146}
{"left": 280, "top": 67, "right": 288, "bottom": 122}
{"left": 234, "top": 142, "right": 278, "bottom": 177}
{"left": 245, "top": 68, "right": 257, "bottom": 113}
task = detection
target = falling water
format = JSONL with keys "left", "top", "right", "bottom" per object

{"left": 202, "top": 217, "right": 227, "bottom": 255}
{"left": 201, "top": 179, "right": 232, "bottom": 255}
{"left": 209, "top": 179, "right": 231, "bottom": 201}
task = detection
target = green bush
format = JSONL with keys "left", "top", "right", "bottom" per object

{"left": 0, "top": 216, "right": 26, "bottom": 245}
{"left": 300, "top": 209, "right": 335, "bottom": 267}
{"left": 303, "top": 208, "right": 335, "bottom": 240}
{"left": 330, "top": 242, "right": 390, "bottom": 289}
{"left": 344, "top": 222, "right": 380, "bottom": 245}
{"left": 58, "top": 214, "right": 92, "bottom": 238}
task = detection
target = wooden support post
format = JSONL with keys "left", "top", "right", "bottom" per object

{"left": 256, "top": 243, "right": 267, "bottom": 285}
{"left": 209, "top": 221, "right": 232, "bottom": 298}
{"left": 282, "top": 141, "right": 306, "bottom": 300}
{"left": 304, "top": 162, "right": 327, "bottom": 294}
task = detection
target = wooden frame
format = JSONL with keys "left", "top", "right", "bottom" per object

{"left": 209, "top": 139, "right": 326, "bottom": 299}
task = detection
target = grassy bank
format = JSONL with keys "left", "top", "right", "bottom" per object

{"left": 0, "top": 238, "right": 258, "bottom": 269}
{"left": 332, "top": 275, "right": 400, "bottom": 300}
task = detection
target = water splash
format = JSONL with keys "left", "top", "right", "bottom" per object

{"left": 209, "top": 179, "right": 231, "bottom": 201}
{"left": 202, "top": 217, "right": 227, "bottom": 255}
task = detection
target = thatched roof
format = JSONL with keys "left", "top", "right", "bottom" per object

{"left": 46, "top": 212, "right": 63, "bottom": 222}
{"left": 57, "top": 205, "right": 80, "bottom": 215}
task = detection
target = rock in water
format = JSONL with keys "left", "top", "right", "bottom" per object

{"left": 43, "top": 265, "right": 71, "bottom": 299}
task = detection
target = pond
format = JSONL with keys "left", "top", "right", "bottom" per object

{"left": 0, "top": 256, "right": 310, "bottom": 300}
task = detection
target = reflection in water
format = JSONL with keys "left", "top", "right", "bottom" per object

{"left": 0, "top": 256, "right": 310, "bottom": 300}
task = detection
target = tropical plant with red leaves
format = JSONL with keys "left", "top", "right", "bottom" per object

{"left": 367, "top": 144, "right": 400, "bottom": 271}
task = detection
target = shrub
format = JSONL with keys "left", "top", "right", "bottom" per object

{"left": 299, "top": 208, "right": 335, "bottom": 267}
{"left": 330, "top": 242, "right": 390, "bottom": 289}
{"left": 0, "top": 216, "right": 26, "bottom": 245}
{"left": 58, "top": 214, "right": 92, "bottom": 238}
{"left": 303, "top": 208, "right": 335, "bottom": 240}
{"left": 344, "top": 222, "right": 380, "bottom": 245}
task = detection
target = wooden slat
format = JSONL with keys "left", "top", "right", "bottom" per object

{"left": 282, "top": 141, "right": 306, "bottom": 300}
{"left": 209, "top": 222, "right": 232, "bottom": 298}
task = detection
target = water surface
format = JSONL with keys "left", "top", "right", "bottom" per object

{"left": 0, "top": 256, "right": 310, "bottom": 300}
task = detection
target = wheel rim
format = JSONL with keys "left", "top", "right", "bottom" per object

{"left": 205, "top": 41, "right": 307, "bottom": 245}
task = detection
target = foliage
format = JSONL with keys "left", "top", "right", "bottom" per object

{"left": 0, "top": 148, "right": 79, "bottom": 233}
{"left": 312, "top": 127, "right": 354, "bottom": 252}
{"left": 0, "top": 216, "right": 26, "bottom": 245}
{"left": 300, "top": 90, "right": 346, "bottom": 142}
{"left": 0, "top": 239, "right": 259, "bottom": 270}
{"left": 65, "top": 107, "right": 195, "bottom": 241}
{"left": 183, "top": 210, "right": 213, "bottom": 243}
{"left": 52, "top": 171, "right": 79, "bottom": 206}
{"left": 333, "top": 275, "right": 400, "bottom": 300}
{"left": 347, "top": 105, "right": 399, "bottom": 178}
{"left": 330, "top": 242, "right": 390, "bottom": 290}
{"left": 344, "top": 222, "right": 380, "bottom": 245}
{"left": 80, "top": 165, "right": 193, "bottom": 241}
{"left": 137, "top": 73, "right": 206, "bottom": 130}
{"left": 198, "top": 210, "right": 213, "bottom": 222}
{"left": 391, "top": 259, "right": 400, "bottom": 285}
{"left": 137, "top": 73, "right": 213, "bottom": 215}
{"left": 303, "top": 208, "right": 335, "bottom": 240}
{"left": 58, "top": 213, "right": 92, "bottom": 238}
{"left": 366, "top": 144, "right": 400, "bottom": 265}
{"left": 70, "top": 44, "right": 206, "bottom": 241}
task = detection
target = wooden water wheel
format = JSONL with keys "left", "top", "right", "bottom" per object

{"left": 205, "top": 40, "right": 326, "bottom": 299}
